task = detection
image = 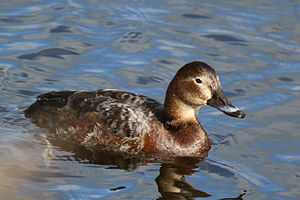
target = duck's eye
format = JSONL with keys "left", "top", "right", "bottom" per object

{"left": 195, "top": 78, "right": 203, "bottom": 84}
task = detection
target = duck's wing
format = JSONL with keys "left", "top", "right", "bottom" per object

{"left": 25, "top": 89, "right": 164, "bottom": 138}
{"left": 65, "top": 89, "right": 164, "bottom": 137}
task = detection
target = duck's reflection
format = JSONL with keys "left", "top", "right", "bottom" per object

{"left": 155, "top": 157, "right": 211, "bottom": 200}
{"left": 47, "top": 141, "right": 246, "bottom": 200}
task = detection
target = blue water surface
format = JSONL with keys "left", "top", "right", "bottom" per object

{"left": 0, "top": 0, "right": 299, "bottom": 199}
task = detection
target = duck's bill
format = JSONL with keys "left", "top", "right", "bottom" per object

{"left": 215, "top": 105, "right": 246, "bottom": 118}
{"left": 207, "top": 90, "right": 246, "bottom": 119}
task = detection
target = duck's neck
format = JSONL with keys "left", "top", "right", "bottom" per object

{"left": 164, "top": 84, "right": 200, "bottom": 126}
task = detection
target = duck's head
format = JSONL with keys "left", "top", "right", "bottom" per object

{"left": 164, "top": 61, "right": 245, "bottom": 121}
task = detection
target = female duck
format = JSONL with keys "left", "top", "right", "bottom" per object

{"left": 25, "top": 61, "right": 245, "bottom": 157}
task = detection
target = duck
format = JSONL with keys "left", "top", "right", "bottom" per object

{"left": 25, "top": 61, "right": 245, "bottom": 157}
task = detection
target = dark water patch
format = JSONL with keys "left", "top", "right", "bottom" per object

{"left": 136, "top": 76, "right": 163, "bottom": 85}
{"left": 50, "top": 25, "right": 72, "bottom": 33}
{"left": 0, "top": 16, "right": 24, "bottom": 24}
{"left": 44, "top": 78, "right": 58, "bottom": 84}
{"left": 182, "top": 13, "right": 211, "bottom": 19}
{"left": 14, "top": 80, "right": 27, "bottom": 83}
{"left": 277, "top": 76, "right": 294, "bottom": 82}
{"left": 17, "top": 89, "right": 40, "bottom": 97}
{"left": 11, "top": 71, "right": 28, "bottom": 78}
{"left": 18, "top": 48, "right": 79, "bottom": 60}
{"left": 229, "top": 42, "right": 247, "bottom": 46}
{"left": 109, "top": 186, "right": 127, "bottom": 191}
{"left": 158, "top": 59, "right": 173, "bottom": 65}
{"left": 205, "top": 34, "right": 245, "bottom": 43}
{"left": 82, "top": 42, "right": 93, "bottom": 47}
{"left": 105, "top": 21, "right": 116, "bottom": 26}
{"left": 28, "top": 65, "right": 47, "bottom": 72}
{"left": 54, "top": 6, "right": 66, "bottom": 11}
{"left": 0, "top": 106, "right": 8, "bottom": 113}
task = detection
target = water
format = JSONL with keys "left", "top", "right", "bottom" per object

{"left": 0, "top": 0, "right": 299, "bottom": 199}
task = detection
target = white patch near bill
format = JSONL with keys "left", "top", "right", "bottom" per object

{"left": 220, "top": 106, "right": 239, "bottom": 113}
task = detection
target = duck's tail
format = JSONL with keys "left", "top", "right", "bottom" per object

{"left": 24, "top": 90, "right": 77, "bottom": 129}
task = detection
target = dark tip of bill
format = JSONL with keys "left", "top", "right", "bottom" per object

{"left": 231, "top": 110, "right": 246, "bottom": 119}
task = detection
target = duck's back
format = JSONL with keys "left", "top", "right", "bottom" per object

{"left": 25, "top": 89, "right": 164, "bottom": 138}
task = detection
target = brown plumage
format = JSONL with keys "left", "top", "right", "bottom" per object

{"left": 25, "top": 61, "right": 245, "bottom": 157}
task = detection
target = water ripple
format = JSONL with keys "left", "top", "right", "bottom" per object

{"left": 207, "top": 156, "right": 284, "bottom": 191}
{"left": 0, "top": 0, "right": 299, "bottom": 199}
